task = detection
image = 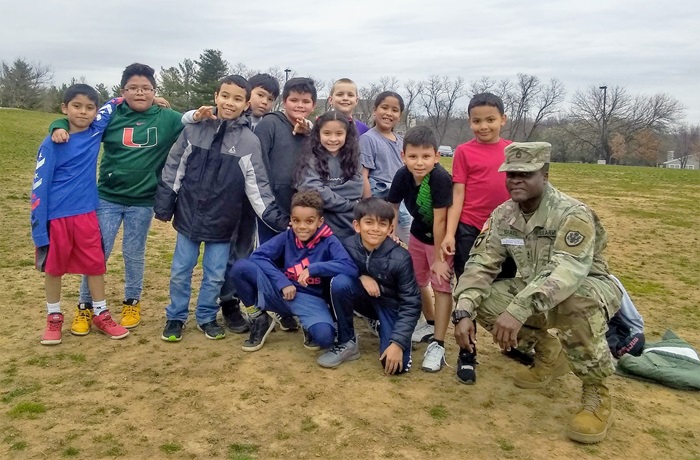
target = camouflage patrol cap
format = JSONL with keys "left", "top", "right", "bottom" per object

{"left": 499, "top": 142, "right": 552, "bottom": 172}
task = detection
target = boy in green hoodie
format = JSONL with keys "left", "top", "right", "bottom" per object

{"left": 49, "top": 63, "right": 183, "bottom": 333}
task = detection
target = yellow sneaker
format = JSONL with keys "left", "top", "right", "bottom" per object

{"left": 70, "top": 303, "right": 93, "bottom": 336}
{"left": 120, "top": 299, "right": 141, "bottom": 329}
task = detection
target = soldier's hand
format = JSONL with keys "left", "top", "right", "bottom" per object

{"left": 492, "top": 311, "right": 522, "bottom": 351}
{"left": 454, "top": 318, "right": 476, "bottom": 352}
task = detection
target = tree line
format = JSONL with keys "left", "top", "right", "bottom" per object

{"left": 1, "top": 51, "right": 698, "bottom": 167}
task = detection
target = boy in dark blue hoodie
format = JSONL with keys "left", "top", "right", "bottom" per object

{"left": 231, "top": 190, "right": 358, "bottom": 353}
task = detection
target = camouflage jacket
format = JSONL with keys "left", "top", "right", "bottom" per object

{"left": 453, "top": 184, "right": 612, "bottom": 323}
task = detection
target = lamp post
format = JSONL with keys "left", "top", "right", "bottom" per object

{"left": 284, "top": 68, "right": 291, "bottom": 82}
{"left": 599, "top": 85, "right": 607, "bottom": 161}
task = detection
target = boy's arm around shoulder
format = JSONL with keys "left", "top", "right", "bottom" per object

{"left": 30, "top": 138, "right": 56, "bottom": 248}
{"left": 249, "top": 231, "right": 294, "bottom": 291}
{"left": 389, "top": 248, "right": 422, "bottom": 351}
{"left": 307, "top": 236, "right": 359, "bottom": 278}
{"left": 153, "top": 126, "right": 191, "bottom": 221}
{"left": 240, "top": 132, "right": 289, "bottom": 232}
{"left": 91, "top": 97, "right": 123, "bottom": 134}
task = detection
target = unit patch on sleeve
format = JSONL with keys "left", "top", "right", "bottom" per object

{"left": 565, "top": 231, "right": 584, "bottom": 247}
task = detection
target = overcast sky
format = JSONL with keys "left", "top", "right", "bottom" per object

{"left": 3, "top": 0, "right": 699, "bottom": 122}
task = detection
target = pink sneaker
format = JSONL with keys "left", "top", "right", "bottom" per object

{"left": 93, "top": 311, "right": 129, "bottom": 340}
{"left": 41, "top": 313, "right": 63, "bottom": 345}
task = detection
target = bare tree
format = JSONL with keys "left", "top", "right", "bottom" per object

{"left": 402, "top": 79, "right": 423, "bottom": 127}
{"left": 466, "top": 75, "right": 564, "bottom": 141}
{"left": 673, "top": 124, "right": 700, "bottom": 168}
{"left": 568, "top": 86, "right": 684, "bottom": 163}
{"left": 418, "top": 75, "right": 466, "bottom": 145}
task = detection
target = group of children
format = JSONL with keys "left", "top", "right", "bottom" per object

{"left": 32, "top": 63, "right": 517, "bottom": 380}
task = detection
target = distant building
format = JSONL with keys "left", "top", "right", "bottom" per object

{"left": 660, "top": 155, "right": 698, "bottom": 170}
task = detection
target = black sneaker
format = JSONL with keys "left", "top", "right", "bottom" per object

{"left": 456, "top": 348, "right": 477, "bottom": 385}
{"left": 302, "top": 328, "right": 321, "bottom": 351}
{"left": 197, "top": 320, "right": 226, "bottom": 340}
{"left": 242, "top": 313, "right": 275, "bottom": 352}
{"left": 221, "top": 299, "right": 249, "bottom": 333}
{"left": 270, "top": 312, "right": 299, "bottom": 332}
{"left": 162, "top": 320, "right": 185, "bottom": 342}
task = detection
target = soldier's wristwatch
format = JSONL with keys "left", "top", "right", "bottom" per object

{"left": 451, "top": 310, "right": 473, "bottom": 324}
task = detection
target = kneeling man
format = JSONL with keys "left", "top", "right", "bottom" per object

{"left": 452, "top": 142, "right": 622, "bottom": 444}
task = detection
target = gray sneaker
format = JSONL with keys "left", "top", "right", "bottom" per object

{"left": 317, "top": 336, "right": 361, "bottom": 368}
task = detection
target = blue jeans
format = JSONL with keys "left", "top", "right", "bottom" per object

{"left": 330, "top": 274, "right": 412, "bottom": 370}
{"left": 232, "top": 259, "right": 336, "bottom": 348}
{"left": 370, "top": 180, "right": 412, "bottom": 244}
{"left": 79, "top": 199, "right": 154, "bottom": 303}
{"left": 165, "top": 233, "right": 230, "bottom": 325}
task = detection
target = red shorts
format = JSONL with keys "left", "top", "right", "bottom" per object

{"left": 407, "top": 235, "right": 454, "bottom": 293}
{"left": 35, "top": 212, "right": 106, "bottom": 276}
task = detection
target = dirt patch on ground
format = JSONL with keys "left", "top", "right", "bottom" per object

{"left": 1, "top": 158, "right": 699, "bottom": 459}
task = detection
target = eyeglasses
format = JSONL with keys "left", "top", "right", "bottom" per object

{"left": 123, "top": 87, "right": 155, "bottom": 94}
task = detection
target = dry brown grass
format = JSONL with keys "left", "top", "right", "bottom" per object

{"left": 1, "top": 110, "right": 699, "bottom": 459}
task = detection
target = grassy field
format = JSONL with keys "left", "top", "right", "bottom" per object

{"left": 1, "top": 108, "right": 699, "bottom": 459}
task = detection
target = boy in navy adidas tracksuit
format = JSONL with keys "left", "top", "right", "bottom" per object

{"left": 231, "top": 190, "right": 359, "bottom": 354}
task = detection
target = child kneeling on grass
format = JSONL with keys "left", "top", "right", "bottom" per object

{"left": 231, "top": 190, "right": 359, "bottom": 354}
{"left": 333, "top": 198, "right": 422, "bottom": 374}
{"left": 32, "top": 84, "right": 128, "bottom": 344}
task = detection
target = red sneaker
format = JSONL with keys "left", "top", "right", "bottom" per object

{"left": 41, "top": 313, "right": 64, "bottom": 345}
{"left": 93, "top": 311, "right": 129, "bottom": 340}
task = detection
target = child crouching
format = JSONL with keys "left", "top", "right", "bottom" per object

{"left": 231, "top": 190, "right": 359, "bottom": 354}
{"left": 331, "top": 198, "right": 422, "bottom": 374}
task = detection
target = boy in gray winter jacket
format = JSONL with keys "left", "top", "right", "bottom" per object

{"left": 155, "top": 75, "right": 287, "bottom": 343}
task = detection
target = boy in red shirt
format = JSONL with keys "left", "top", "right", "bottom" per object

{"left": 441, "top": 93, "right": 516, "bottom": 384}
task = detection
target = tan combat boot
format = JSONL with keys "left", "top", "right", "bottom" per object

{"left": 513, "top": 332, "right": 570, "bottom": 389}
{"left": 567, "top": 383, "right": 613, "bottom": 444}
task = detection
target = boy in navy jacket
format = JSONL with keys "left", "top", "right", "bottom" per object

{"left": 327, "top": 198, "right": 422, "bottom": 374}
{"left": 231, "top": 190, "right": 358, "bottom": 354}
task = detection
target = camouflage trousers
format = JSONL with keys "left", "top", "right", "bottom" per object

{"left": 476, "top": 276, "right": 622, "bottom": 384}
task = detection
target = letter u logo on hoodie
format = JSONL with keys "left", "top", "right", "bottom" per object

{"left": 122, "top": 127, "right": 158, "bottom": 148}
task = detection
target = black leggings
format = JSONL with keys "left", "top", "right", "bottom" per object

{"left": 454, "top": 222, "right": 517, "bottom": 281}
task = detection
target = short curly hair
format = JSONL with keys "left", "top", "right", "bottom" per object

{"left": 291, "top": 189, "right": 324, "bottom": 216}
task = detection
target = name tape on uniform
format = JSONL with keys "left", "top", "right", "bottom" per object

{"left": 501, "top": 238, "right": 525, "bottom": 246}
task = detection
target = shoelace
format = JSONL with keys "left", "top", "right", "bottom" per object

{"left": 330, "top": 344, "right": 347, "bottom": 354}
{"left": 123, "top": 306, "right": 137, "bottom": 316}
{"left": 47, "top": 318, "right": 62, "bottom": 331}
{"left": 581, "top": 387, "right": 602, "bottom": 412}
{"left": 98, "top": 313, "right": 117, "bottom": 327}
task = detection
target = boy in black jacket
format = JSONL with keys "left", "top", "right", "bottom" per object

{"left": 327, "top": 198, "right": 422, "bottom": 374}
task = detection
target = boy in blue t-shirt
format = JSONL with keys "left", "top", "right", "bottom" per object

{"left": 32, "top": 84, "right": 128, "bottom": 345}
{"left": 231, "top": 190, "right": 358, "bottom": 353}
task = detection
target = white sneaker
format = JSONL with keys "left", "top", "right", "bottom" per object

{"left": 411, "top": 320, "right": 435, "bottom": 344}
{"left": 421, "top": 341, "right": 446, "bottom": 372}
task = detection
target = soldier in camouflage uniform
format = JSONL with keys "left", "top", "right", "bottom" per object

{"left": 451, "top": 142, "right": 622, "bottom": 444}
